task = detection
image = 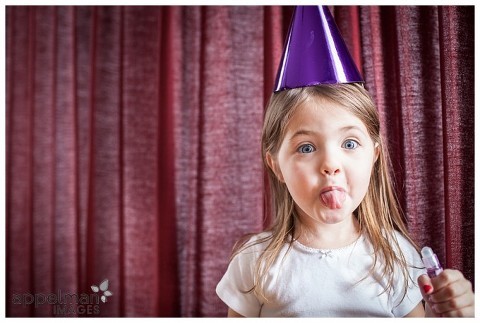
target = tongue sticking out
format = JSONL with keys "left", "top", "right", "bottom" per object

{"left": 321, "top": 189, "right": 346, "bottom": 209}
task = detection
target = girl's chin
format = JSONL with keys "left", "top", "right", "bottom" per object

{"left": 321, "top": 215, "right": 348, "bottom": 224}
{"left": 296, "top": 204, "right": 355, "bottom": 225}
{"left": 317, "top": 209, "right": 353, "bottom": 224}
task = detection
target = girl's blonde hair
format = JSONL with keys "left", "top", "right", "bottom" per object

{"left": 233, "top": 83, "right": 419, "bottom": 303}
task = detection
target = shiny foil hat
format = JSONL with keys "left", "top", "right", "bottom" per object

{"left": 274, "top": 6, "right": 364, "bottom": 92}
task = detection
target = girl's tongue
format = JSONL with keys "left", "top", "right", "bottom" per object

{"left": 320, "top": 189, "right": 346, "bottom": 209}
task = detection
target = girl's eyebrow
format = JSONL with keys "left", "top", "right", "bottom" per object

{"left": 289, "top": 125, "right": 367, "bottom": 141}
{"left": 340, "top": 125, "right": 367, "bottom": 135}
{"left": 288, "top": 129, "right": 316, "bottom": 141}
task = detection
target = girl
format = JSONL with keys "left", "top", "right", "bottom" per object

{"left": 216, "top": 83, "right": 474, "bottom": 317}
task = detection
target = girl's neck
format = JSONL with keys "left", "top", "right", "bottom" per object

{"left": 294, "top": 214, "right": 361, "bottom": 250}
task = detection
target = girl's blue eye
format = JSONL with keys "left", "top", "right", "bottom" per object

{"left": 343, "top": 139, "right": 359, "bottom": 150}
{"left": 298, "top": 144, "right": 315, "bottom": 154}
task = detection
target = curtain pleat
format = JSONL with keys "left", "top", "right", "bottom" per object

{"left": 333, "top": 6, "right": 363, "bottom": 76}
{"left": 157, "top": 6, "right": 181, "bottom": 316}
{"left": 122, "top": 7, "right": 162, "bottom": 316}
{"left": 52, "top": 8, "right": 78, "bottom": 305}
{"left": 6, "top": 5, "right": 474, "bottom": 317}
{"left": 88, "top": 6, "right": 123, "bottom": 317}
{"left": 31, "top": 6, "right": 56, "bottom": 318}
{"left": 7, "top": 6, "right": 35, "bottom": 317}
{"left": 175, "top": 7, "right": 201, "bottom": 316}
{"left": 438, "top": 6, "right": 474, "bottom": 284}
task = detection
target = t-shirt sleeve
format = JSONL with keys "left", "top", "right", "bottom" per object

{"left": 391, "top": 233, "right": 427, "bottom": 317}
{"left": 216, "top": 244, "right": 263, "bottom": 317}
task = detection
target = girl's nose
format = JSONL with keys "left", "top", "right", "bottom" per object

{"left": 322, "top": 167, "right": 340, "bottom": 176}
{"left": 320, "top": 149, "right": 341, "bottom": 175}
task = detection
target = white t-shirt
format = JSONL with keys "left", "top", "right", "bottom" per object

{"left": 216, "top": 231, "right": 426, "bottom": 317}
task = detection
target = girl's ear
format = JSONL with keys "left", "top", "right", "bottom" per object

{"left": 266, "top": 152, "right": 285, "bottom": 183}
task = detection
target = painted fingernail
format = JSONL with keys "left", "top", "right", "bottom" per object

{"left": 423, "top": 285, "right": 433, "bottom": 293}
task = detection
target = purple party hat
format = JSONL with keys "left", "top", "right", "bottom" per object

{"left": 274, "top": 6, "right": 363, "bottom": 92}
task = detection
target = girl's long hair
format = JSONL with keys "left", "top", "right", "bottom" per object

{"left": 233, "top": 83, "right": 419, "bottom": 302}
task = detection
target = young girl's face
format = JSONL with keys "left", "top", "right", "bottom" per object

{"left": 268, "top": 95, "right": 378, "bottom": 225}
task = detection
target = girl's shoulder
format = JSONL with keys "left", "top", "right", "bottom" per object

{"left": 227, "top": 231, "right": 275, "bottom": 269}
{"left": 392, "top": 230, "right": 418, "bottom": 250}
{"left": 392, "top": 229, "right": 411, "bottom": 243}
{"left": 233, "top": 231, "right": 274, "bottom": 255}
{"left": 390, "top": 229, "right": 422, "bottom": 261}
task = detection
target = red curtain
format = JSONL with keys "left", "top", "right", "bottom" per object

{"left": 358, "top": 6, "right": 474, "bottom": 283}
{"left": 6, "top": 6, "right": 474, "bottom": 317}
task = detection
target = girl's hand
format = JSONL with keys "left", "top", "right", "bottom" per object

{"left": 417, "top": 269, "right": 474, "bottom": 317}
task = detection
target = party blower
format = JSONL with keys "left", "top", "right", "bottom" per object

{"left": 421, "top": 246, "right": 443, "bottom": 278}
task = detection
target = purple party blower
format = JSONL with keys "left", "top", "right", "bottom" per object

{"left": 274, "top": 6, "right": 364, "bottom": 92}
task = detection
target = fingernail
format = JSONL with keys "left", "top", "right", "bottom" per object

{"left": 423, "top": 285, "right": 433, "bottom": 293}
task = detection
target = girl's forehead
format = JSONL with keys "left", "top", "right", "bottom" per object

{"left": 286, "top": 97, "right": 367, "bottom": 132}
